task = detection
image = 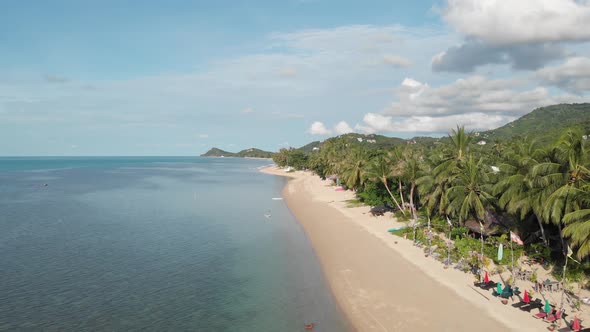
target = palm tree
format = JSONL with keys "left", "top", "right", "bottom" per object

{"left": 365, "top": 155, "right": 405, "bottom": 214}
{"left": 539, "top": 129, "right": 589, "bottom": 253}
{"left": 562, "top": 185, "right": 590, "bottom": 259}
{"left": 400, "top": 148, "right": 422, "bottom": 220}
{"left": 416, "top": 148, "right": 455, "bottom": 217}
{"left": 340, "top": 147, "right": 369, "bottom": 190}
{"left": 388, "top": 146, "right": 407, "bottom": 210}
{"left": 446, "top": 156, "right": 495, "bottom": 223}
{"left": 494, "top": 138, "right": 550, "bottom": 245}
{"left": 450, "top": 125, "right": 472, "bottom": 161}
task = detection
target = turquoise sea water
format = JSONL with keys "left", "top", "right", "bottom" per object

{"left": 0, "top": 157, "right": 349, "bottom": 331}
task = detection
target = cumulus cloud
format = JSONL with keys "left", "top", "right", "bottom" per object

{"left": 356, "top": 112, "right": 514, "bottom": 134}
{"left": 334, "top": 121, "right": 354, "bottom": 134}
{"left": 350, "top": 76, "right": 588, "bottom": 135}
{"left": 308, "top": 121, "right": 332, "bottom": 135}
{"left": 386, "top": 76, "right": 580, "bottom": 117}
{"left": 432, "top": 39, "right": 566, "bottom": 72}
{"left": 382, "top": 55, "right": 413, "bottom": 67}
{"left": 537, "top": 57, "right": 590, "bottom": 93}
{"left": 442, "top": 0, "right": 590, "bottom": 45}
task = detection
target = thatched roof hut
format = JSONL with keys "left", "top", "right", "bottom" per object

{"left": 464, "top": 210, "right": 515, "bottom": 236}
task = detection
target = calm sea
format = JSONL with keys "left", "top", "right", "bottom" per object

{"left": 0, "top": 157, "right": 349, "bottom": 331}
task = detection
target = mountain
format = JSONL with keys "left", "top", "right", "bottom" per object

{"left": 200, "top": 147, "right": 274, "bottom": 158}
{"left": 481, "top": 103, "right": 590, "bottom": 144}
{"left": 201, "top": 148, "right": 235, "bottom": 157}
{"left": 235, "top": 148, "right": 274, "bottom": 158}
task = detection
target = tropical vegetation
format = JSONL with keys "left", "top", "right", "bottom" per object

{"left": 273, "top": 103, "right": 590, "bottom": 281}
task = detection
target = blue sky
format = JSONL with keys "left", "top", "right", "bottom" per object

{"left": 1, "top": 0, "right": 589, "bottom": 155}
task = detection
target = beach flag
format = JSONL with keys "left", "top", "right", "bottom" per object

{"left": 510, "top": 231, "right": 524, "bottom": 245}
{"left": 572, "top": 316, "right": 581, "bottom": 331}
{"left": 484, "top": 271, "right": 489, "bottom": 283}
{"left": 544, "top": 299, "right": 551, "bottom": 313}
{"left": 498, "top": 243, "right": 504, "bottom": 261}
{"left": 523, "top": 290, "right": 530, "bottom": 303}
{"left": 446, "top": 216, "right": 452, "bottom": 227}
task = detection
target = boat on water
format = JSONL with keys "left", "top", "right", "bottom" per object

{"left": 271, "top": 197, "right": 283, "bottom": 200}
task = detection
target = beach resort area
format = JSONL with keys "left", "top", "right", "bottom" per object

{"left": 261, "top": 165, "right": 590, "bottom": 331}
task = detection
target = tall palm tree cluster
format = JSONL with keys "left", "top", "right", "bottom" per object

{"left": 273, "top": 127, "right": 590, "bottom": 261}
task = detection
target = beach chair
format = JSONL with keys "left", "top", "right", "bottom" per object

{"left": 544, "top": 310, "right": 562, "bottom": 323}
{"left": 474, "top": 280, "right": 496, "bottom": 290}
{"left": 533, "top": 308, "right": 554, "bottom": 319}
{"left": 500, "top": 286, "right": 514, "bottom": 299}
{"left": 520, "top": 300, "right": 543, "bottom": 312}
{"left": 513, "top": 287, "right": 521, "bottom": 296}
{"left": 511, "top": 301, "right": 530, "bottom": 308}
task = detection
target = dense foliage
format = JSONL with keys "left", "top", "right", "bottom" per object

{"left": 273, "top": 105, "right": 590, "bottom": 266}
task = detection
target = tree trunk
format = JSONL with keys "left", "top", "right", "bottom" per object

{"left": 383, "top": 177, "right": 405, "bottom": 216}
{"left": 534, "top": 214, "right": 548, "bottom": 247}
{"left": 398, "top": 180, "right": 406, "bottom": 211}
{"left": 409, "top": 183, "right": 417, "bottom": 221}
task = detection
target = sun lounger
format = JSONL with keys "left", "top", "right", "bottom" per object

{"left": 520, "top": 300, "right": 543, "bottom": 312}
{"left": 533, "top": 309, "right": 554, "bottom": 319}
{"left": 474, "top": 281, "right": 496, "bottom": 290}
{"left": 544, "top": 310, "right": 562, "bottom": 323}
{"left": 511, "top": 301, "right": 529, "bottom": 308}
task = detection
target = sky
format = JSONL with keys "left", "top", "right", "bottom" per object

{"left": 1, "top": 0, "right": 589, "bottom": 156}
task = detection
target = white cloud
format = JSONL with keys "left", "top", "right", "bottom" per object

{"left": 537, "top": 57, "right": 590, "bottom": 93}
{"left": 308, "top": 121, "right": 332, "bottom": 135}
{"left": 356, "top": 112, "right": 515, "bottom": 134}
{"left": 386, "top": 76, "right": 583, "bottom": 117}
{"left": 334, "top": 121, "right": 354, "bottom": 134}
{"left": 442, "top": 0, "right": 590, "bottom": 45}
{"left": 351, "top": 75, "right": 588, "bottom": 135}
{"left": 382, "top": 55, "right": 413, "bottom": 67}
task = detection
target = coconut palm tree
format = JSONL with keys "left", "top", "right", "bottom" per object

{"left": 400, "top": 148, "right": 422, "bottom": 220}
{"left": 340, "top": 147, "right": 369, "bottom": 190}
{"left": 562, "top": 185, "right": 590, "bottom": 259}
{"left": 364, "top": 154, "right": 405, "bottom": 214}
{"left": 537, "top": 129, "right": 589, "bottom": 253}
{"left": 450, "top": 125, "right": 472, "bottom": 161}
{"left": 416, "top": 147, "right": 455, "bottom": 217}
{"left": 494, "top": 138, "right": 550, "bottom": 245}
{"left": 446, "top": 156, "right": 495, "bottom": 223}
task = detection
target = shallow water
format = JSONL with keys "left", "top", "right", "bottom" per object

{"left": 0, "top": 157, "right": 349, "bottom": 331}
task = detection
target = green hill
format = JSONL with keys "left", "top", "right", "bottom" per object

{"left": 481, "top": 103, "right": 590, "bottom": 144}
{"left": 235, "top": 148, "right": 274, "bottom": 158}
{"left": 201, "top": 147, "right": 274, "bottom": 158}
{"left": 200, "top": 148, "right": 235, "bottom": 157}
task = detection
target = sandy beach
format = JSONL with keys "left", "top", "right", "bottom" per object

{"left": 260, "top": 166, "right": 563, "bottom": 331}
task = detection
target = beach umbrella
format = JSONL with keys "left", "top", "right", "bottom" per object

{"left": 496, "top": 283, "right": 502, "bottom": 294}
{"left": 572, "top": 316, "right": 581, "bottom": 331}
{"left": 497, "top": 243, "right": 504, "bottom": 261}
{"left": 544, "top": 299, "right": 551, "bottom": 313}
{"left": 484, "top": 271, "right": 489, "bottom": 283}
{"left": 523, "top": 290, "right": 530, "bottom": 303}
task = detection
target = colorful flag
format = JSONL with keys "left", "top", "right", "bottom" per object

{"left": 510, "top": 231, "right": 524, "bottom": 245}
{"left": 498, "top": 243, "right": 504, "bottom": 261}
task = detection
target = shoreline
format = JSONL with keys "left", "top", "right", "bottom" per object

{"left": 261, "top": 166, "right": 551, "bottom": 331}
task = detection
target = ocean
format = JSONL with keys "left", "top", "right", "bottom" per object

{"left": 0, "top": 157, "right": 349, "bottom": 331}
